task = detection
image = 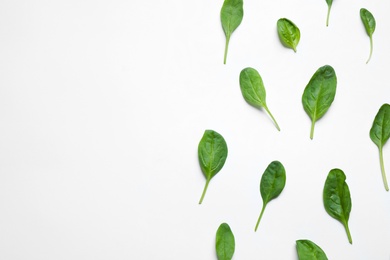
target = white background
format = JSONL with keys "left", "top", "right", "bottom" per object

{"left": 0, "top": 0, "right": 389, "bottom": 259}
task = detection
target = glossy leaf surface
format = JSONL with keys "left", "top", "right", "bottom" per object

{"left": 239, "top": 67, "right": 280, "bottom": 131}
{"left": 370, "top": 104, "right": 390, "bottom": 191}
{"left": 323, "top": 169, "right": 352, "bottom": 244}
{"left": 198, "top": 130, "right": 228, "bottom": 204}
{"left": 360, "top": 8, "right": 376, "bottom": 63}
{"left": 302, "top": 65, "right": 337, "bottom": 139}
{"left": 216, "top": 223, "right": 235, "bottom": 260}
{"left": 221, "top": 0, "right": 243, "bottom": 64}
{"left": 277, "top": 18, "right": 300, "bottom": 52}
{"left": 296, "top": 239, "right": 328, "bottom": 260}
{"left": 255, "top": 161, "right": 286, "bottom": 231}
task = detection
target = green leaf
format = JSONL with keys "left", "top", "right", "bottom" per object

{"left": 277, "top": 18, "right": 300, "bottom": 52}
{"left": 216, "top": 223, "right": 235, "bottom": 260}
{"left": 325, "top": 0, "right": 333, "bottom": 26}
{"left": 296, "top": 239, "right": 328, "bottom": 260}
{"left": 302, "top": 65, "right": 337, "bottom": 139}
{"left": 360, "top": 8, "right": 376, "bottom": 64}
{"left": 198, "top": 130, "right": 228, "bottom": 204}
{"left": 255, "top": 161, "right": 286, "bottom": 231}
{"left": 220, "top": 0, "right": 244, "bottom": 64}
{"left": 369, "top": 103, "right": 390, "bottom": 191}
{"left": 239, "top": 67, "right": 280, "bottom": 131}
{"left": 323, "top": 169, "right": 353, "bottom": 244}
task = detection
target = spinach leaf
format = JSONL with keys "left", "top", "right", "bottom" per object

{"left": 198, "top": 130, "right": 228, "bottom": 204}
{"left": 239, "top": 67, "right": 280, "bottom": 131}
{"left": 296, "top": 239, "right": 328, "bottom": 260}
{"left": 277, "top": 18, "right": 300, "bottom": 52}
{"left": 323, "top": 169, "right": 353, "bottom": 244}
{"left": 325, "top": 0, "right": 333, "bottom": 26}
{"left": 216, "top": 223, "right": 235, "bottom": 260}
{"left": 221, "top": 0, "right": 244, "bottom": 64}
{"left": 360, "top": 8, "right": 376, "bottom": 64}
{"left": 302, "top": 65, "right": 337, "bottom": 139}
{"left": 369, "top": 104, "right": 390, "bottom": 191}
{"left": 255, "top": 161, "right": 286, "bottom": 231}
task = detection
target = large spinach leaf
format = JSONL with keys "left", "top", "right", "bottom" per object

{"left": 240, "top": 67, "right": 280, "bottom": 131}
{"left": 216, "top": 223, "right": 235, "bottom": 260}
{"left": 221, "top": 0, "right": 243, "bottom": 64}
{"left": 323, "top": 169, "right": 352, "bottom": 244}
{"left": 302, "top": 65, "right": 337, "bottom": 139}
{"left": 255, "top": 161, "right": 286, "bottom": 231}
{"left": 296, "top": 239, "right": 328, "bottom": 260}
{"left": 370, "top": 104, "right": 390, "bottom": 191}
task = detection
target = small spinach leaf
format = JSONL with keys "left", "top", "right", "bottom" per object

{"left": 302, "top": 65, "right": 337, "bottom": 139}
{"left": 360, "top": 8, "right": 376, "bottom": 64}
{"left": 325, "top": 0, "right": 333, "bottom": 26}
{"left": 369, "top": 103, "right": 390, "bottom": 191}
{"left": 323, "top": 169, "right": 352, "bottom": 244}
{"left": 277, "top": 18, "right": 300, "bottom": 52}
{"left": 239, "top": 67, "right": 280, "bottom": 131}
{"left": 296, "top": 239, "right": 328, "bottom": 260}
{"left": 255, "top": 161, "right": 286, "bottom": 231}
{"left": 198, "top": 130, "right": 228, "bottom": 204}
{"left": 221, "top": 0, "right": 244, "bottom": 64}
{"left": 216, "top": 223, "right": 235, "bottom": 260}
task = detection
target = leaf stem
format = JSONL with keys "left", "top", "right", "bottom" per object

{"left": 254, "top": 204, "right": 266, "bottom": 232}
{"left": 326, "top": 5, "right": 331, "bottom": 27}
{"left": 264, "top": 106, "right": 280, "bottom": 131}
{"left": 343, "top": 221, "right": 353, "bottom": 244}
{"left": 310, "top": 119, "right": 315, "bottom": 140}
{"left": 223, "top": 35, "right": 231, "bottom": 64}
{"left": 366, "top": 35, "right": 373, "bottom": 64}
{"left": 379, "top": 147, "right": 389, "bottom": 191}
{"left": 199, "top": 179, "right": 210, "bottom": 204}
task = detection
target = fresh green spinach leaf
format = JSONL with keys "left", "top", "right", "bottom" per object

{"left": 221, "top": 0, "right": 243, "bottom": 64}
{"left": 255, "top": 161, "right": 286, "bottom": 231}
{"left": 323, "top": 169, "right": 352, "bottom": 244}
{"left": 325, "top": 0, "right": 333, "bottom": 26}
{"left": 198, "top": 130, "right": 228, "bottom": 204}
{"left": 296, "top": 239, "right": 328, "bottom": 260}
{"left": 360, "top": 8, "right": 376, "bottom": 64}
{"left": 277, "top": 18, "right": 300, "bottom": 52}
{"left": 369, "top": 104, "right": 390, "bottom": 191}
{"left": 216, "top": 223, "right": 235, "bottom": 260}
{"left": 302, "top": 65, "right": 337, "bottom": 139}
{"left": 239, "top": 67, "right": 280, "bottom": 131}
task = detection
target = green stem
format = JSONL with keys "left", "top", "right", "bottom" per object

{"left": 366, "top": 35, "right": 373, "bottom": 64}
{"left": 198, "top": 179, "right": 210, "bottom": 204}
{"left": 254, "top": 204, "right": 266, "bottom": 232}
{"left": 223, "top": 35, "right": 230, "bottom": 64}
{"left": 343, "top": 221, "right": 353, "bottom": 244}
{"left": 264, "top": 106, "right": 280, "bottom": 131}
{"left": 310, "top": 119, "right": 315, "bottom": 140}
{"left": 326, "top": 5, "right": 331, "bottom": 27}
{"left": 379, "top": 147, "right": 389, "bottom": 191}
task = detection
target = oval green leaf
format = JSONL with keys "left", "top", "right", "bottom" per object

{"left": 216, "top": 223, "right": 235, "bottom": 260}
{"left": 302, "top": 65, "right": 337, "bottom": 139}
{"left": 255, "top": 161, "right": 286, "bottom": 231}
{"left": 277, "top": 18, "right": 300, "bottom": 52}
{"left": 220, "top": 0, "right": 243, "bottom": 64}
{"left": 296, "top": 239, "right": 328, "bottom": 260}
{"left": 198, "top": 130, "right": 228, "bottom": 204}
{"left": 369, "top": 103, "right": 390, "bottom": 191}
{"left": 323, "top": 169, "right": 352, "bottom": 244}
{"left": 239, "top": 67, "right": 280, "bottom": 131}
{"left": 360, "top": 8, "right": 376, "bottom": 64}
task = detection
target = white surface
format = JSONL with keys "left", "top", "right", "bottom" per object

{"left": 0, "top": 1, "right": 389, "bottom": 259}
